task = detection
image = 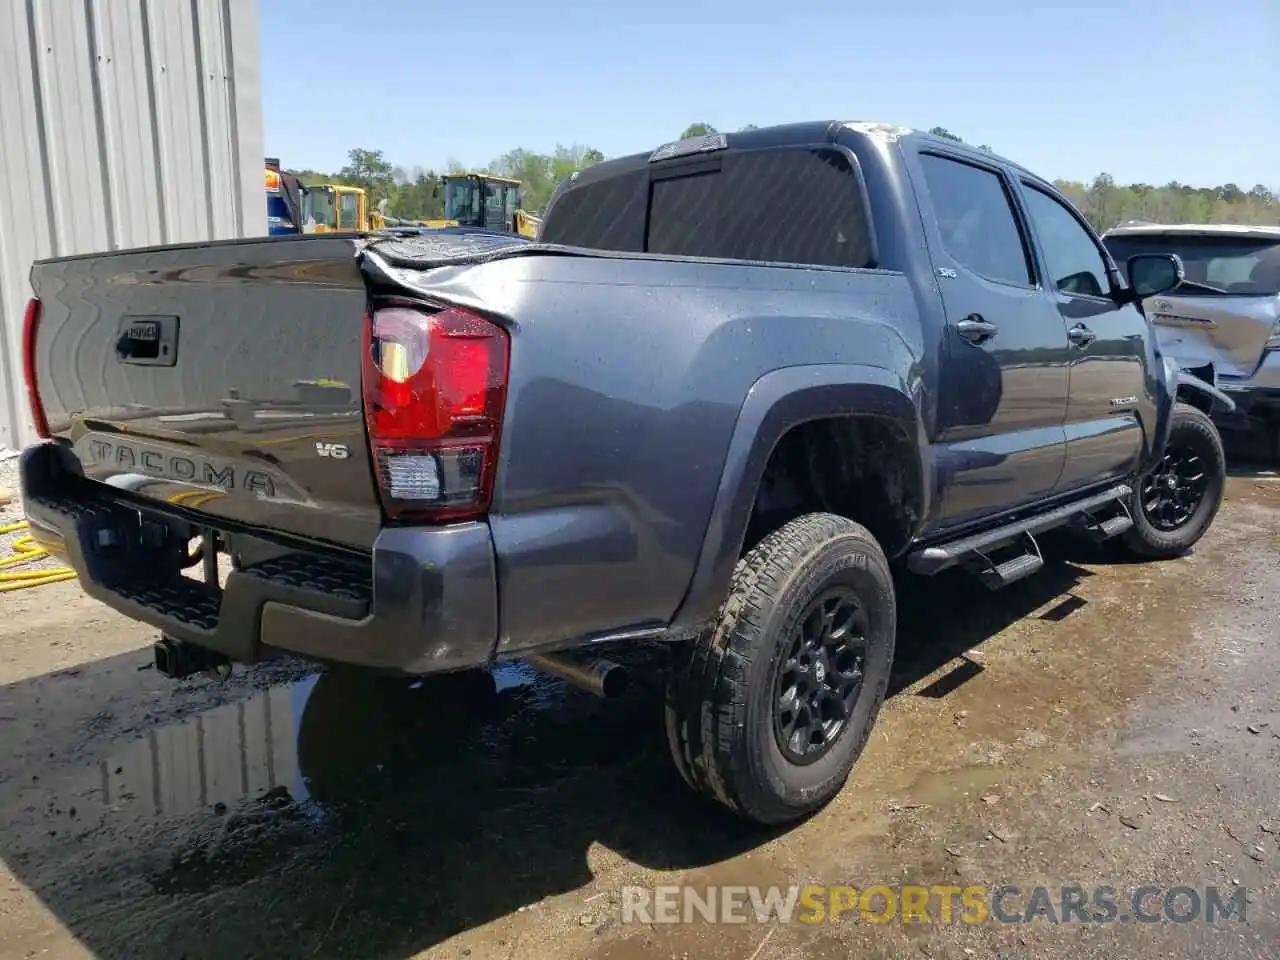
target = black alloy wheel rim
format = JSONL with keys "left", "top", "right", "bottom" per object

{"left": 773, "top": 587, "right": 868, "bottom": 765}
{"left": 1140, "top": 436, "right": 1211, "bottom": 531}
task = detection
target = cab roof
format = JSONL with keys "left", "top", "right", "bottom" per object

{"left": 448, "top": 172, "right": 522, "bottom": 185}
{"left": 571, "top": 120, "right": 1047, "bottom": 191}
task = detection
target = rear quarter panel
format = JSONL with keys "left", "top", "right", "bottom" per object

{"left": 387, "top": 252, "right": 925, "bottom": 653}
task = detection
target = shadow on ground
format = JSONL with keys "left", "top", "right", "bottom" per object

{"left": 1222, "top": 421, "right": 1279, "bottom": 470}
{"left": 0, "top": 552, "right": 1102, "bottom": 959}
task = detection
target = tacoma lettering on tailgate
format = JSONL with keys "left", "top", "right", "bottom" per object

{"left": 77, "top": 434, "right": 305, "bottom": 502}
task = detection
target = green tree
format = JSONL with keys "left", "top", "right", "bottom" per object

{"left": 489, "top": 143, "right": 605, "bottom": 213}
{"left": 680, "top": 122, "right": 718, "bottom": 138}
{"left": 386, "top": 169, "right": 446, "bottom": 220}
{"left": 928, "top": 126, "right": 963, "bottom": 142}
{"left": 338, "top": 148, "right": 395, "bottom": 204}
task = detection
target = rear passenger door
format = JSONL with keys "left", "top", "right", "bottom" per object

{"left": 909, "top": 150, "right": 1072, "bottom": 526}
{"left": 1015, "top": 182, "right": 1149, "bottom": 491}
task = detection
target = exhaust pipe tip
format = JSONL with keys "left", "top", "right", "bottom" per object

{"left": 527, "top": 652, "right": 629, "bottom": 699}
{"left": 597, "top": 661, "right": 628, "bottom": 699}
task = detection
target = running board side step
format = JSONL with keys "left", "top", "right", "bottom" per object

{"left": 960, "top": 532, "right": 1044, "bottom": 590}
{"left": 907, "top": 483, "right": 1132, "bottom": 577}
{"left": 1077, "top": 497, "right": 1134, "bottom": 543}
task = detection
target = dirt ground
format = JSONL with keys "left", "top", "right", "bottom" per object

{"left": 1, "top": 461, "right": 1278, "bottom": 959}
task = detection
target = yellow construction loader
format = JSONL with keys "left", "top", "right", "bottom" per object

{"left": 297, "top": 175, "right": 540, "bottom": 238}
{"left": 298, "top": 183, "right": 361, "bottom": 232}
{"left": 438, "top": 173, "right": 540, "bottom": 238}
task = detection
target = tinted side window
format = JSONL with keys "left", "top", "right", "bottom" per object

{"left": 648, "top": 148, "right": 873, "bottom": 268}
{"left": 918, "top": 154, "right": 1031, "bottom": 286}
{"left": 539, "top": 147, "right": 874, "bottom": 269}
{"left": 1021, "top": 186, "right": 1111, "bottom": 297}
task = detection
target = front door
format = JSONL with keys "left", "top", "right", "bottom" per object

{"left": 909, "top": 149, "right": 1072, "bottom": 526}
{"left": 1015, "top": 182, "right": 1150, "bottom": 492}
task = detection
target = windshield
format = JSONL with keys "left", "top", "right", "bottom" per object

{"left": 1103, "top": 234, "right": 1280, "bottom": 296}
{"left": 444, "top": 178, "right": 482, "bottom": 224}
{"left": 303, "top": 187, "right": 336, "bottom": 229}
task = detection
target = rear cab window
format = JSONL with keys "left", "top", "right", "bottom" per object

{"left": 538, "top": 145, "right": 875, "bottom": 269}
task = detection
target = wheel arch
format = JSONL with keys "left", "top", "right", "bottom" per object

{"left": 1146, "top": 356, "right": 1235, "bottom": 473}
{"left": 668, "top": 364, "right": 928, "bottom": 631}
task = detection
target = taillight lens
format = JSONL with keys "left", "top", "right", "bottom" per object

{"left": 1266, "top": 321, "right": 1280, "bottom": 350}
{"left": 362, "top": 304, "right": 509, "bottom": 521}
{"left": 22, "top": 298, "right": 50, "bottom": 439}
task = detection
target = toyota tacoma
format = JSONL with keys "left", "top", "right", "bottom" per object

{"left": 19, "top": 121, "right": 1232, "bottom": 824}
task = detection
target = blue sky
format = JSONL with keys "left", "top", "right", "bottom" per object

{"left": 260, "top": 0, "right": 1278, "bottom": 189}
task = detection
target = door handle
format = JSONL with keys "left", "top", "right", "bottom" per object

{"left": 1068, "top": 323, "right": 1097, "bottom": 347}
{"left": 956, "top": 315, "right": 998, "bottom": 344}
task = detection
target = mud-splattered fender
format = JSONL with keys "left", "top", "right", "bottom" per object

{"left": 1145, "top": 356, "right": 1234, "bottom": 473}
{"left": 668, "top": 363, "right": 926, "bottom": 631}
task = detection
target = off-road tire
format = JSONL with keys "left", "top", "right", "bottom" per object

{"left": 1119, "top": 402, "right": 1226, "bottom": 560}
{"left": 665, "top": 513, "right": 896, "bottom": 825}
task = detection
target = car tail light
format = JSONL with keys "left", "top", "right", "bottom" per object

{"left": 1266, "top": 321, "right": 1280, "bottom": 350}
{"left": 22, "top": 298, "right": 50, "bottom": 439}
{"left": 361, "top": 304, "right": 509, "bottom": 521}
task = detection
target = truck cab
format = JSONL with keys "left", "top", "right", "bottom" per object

{"left": 264, "top": 159, "right": 303, "bottom": 236}
{"left": 301, "top": 184, "right": 367, "bottom": 233}
{"left": 442, "top": 173, "right": 537, "bottom": 237}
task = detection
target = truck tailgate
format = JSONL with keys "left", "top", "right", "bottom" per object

{"left": 28, "top": 236, "right": 381, "bottom": 550}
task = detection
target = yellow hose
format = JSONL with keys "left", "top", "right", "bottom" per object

{"left": 1, "top": 486, "right": 218, "bottom": 593}
{"left": 0, "top": 520, "right": 78, "bottom": 592}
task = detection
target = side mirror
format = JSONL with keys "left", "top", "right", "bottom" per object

{"left": 1125, "top": 253, "right": 1184, "bottom": 300}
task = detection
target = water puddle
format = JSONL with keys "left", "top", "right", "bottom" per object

{"left": 2, "top": 654, "right": 669, "bottom": 864}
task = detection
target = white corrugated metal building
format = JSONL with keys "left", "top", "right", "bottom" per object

{"left": 0, "top": 0, "right": 265, "bottom": 450}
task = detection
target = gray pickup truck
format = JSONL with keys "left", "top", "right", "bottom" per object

{"left": 19, "top": 121, "right": 1233, "bottom": 825}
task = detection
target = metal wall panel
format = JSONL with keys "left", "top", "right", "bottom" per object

{"left": 0, "top": 0, "right": 265, "bottom": 450}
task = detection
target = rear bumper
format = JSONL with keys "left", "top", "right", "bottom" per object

{"left": 1217, "top": 350, "right": 1280, "bottom": 421}
{"left": 20, "top": 442, "right": 499, "bottom": 675}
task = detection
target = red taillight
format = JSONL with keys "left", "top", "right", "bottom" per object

{"left": 361, "top": 304, "right": 510, "bottom": 521}
{"left": 22, "top": 298, "right": 50, "bottom": 439}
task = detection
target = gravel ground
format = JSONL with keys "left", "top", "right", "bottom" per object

{"left": 0, "top": 465, "right": 1276, "bottom": 959}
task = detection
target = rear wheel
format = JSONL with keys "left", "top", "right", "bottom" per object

{"left": 665, "top": 513, "right": 896, "bottom": 825}
{"left": 1118, "top": 402, "right": 1226, "bottom": 560}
